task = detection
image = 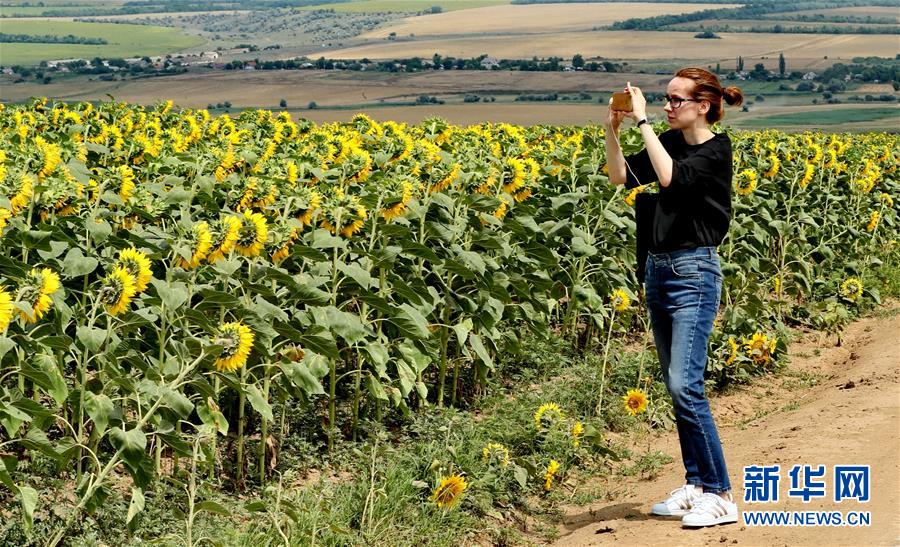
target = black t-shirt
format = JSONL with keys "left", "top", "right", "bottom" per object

{"left": 624, "top": 129, "right": 732, "bottom": 253}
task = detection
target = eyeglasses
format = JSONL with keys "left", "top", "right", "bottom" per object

{"left": 664, "top": 95, "right": 701, "bottom": 109}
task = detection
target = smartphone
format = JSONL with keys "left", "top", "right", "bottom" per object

{"left": 611, "top": 92, "right": 633, "bottom": 112}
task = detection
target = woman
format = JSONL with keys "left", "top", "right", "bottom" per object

{"left": 604, "top": 68, "right": 744, "bottom": 528}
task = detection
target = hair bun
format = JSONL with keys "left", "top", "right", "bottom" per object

{"left": 723, "top": 86, "right": 744, "bottom": 107}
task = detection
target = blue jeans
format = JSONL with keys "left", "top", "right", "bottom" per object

{"left": 644, "top": 246, "right": 732, "bottom": 494}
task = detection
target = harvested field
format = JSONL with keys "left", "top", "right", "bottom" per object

{"left": 315, "top": 31, "right": 900, "bottom": 67}
{"left": 789, "top": 6, "right": 900, "bottom": 22}
{"left": 298, "top": 0, "right": 510, "bottom": 12}
{"left": 361, "top": 3, "right": 737, "bottom": 38}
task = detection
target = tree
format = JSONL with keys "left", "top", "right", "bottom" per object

{"left": 308, "top": 101, "right": 318, "bottom": 109}
{"left": 778, "top": 52, "right": 786, "bottom": 76}
{"left": 279, "top": 99, "right": 288, "bottom": 108}
{"left": 715, "top": 62, "right": 720, "bottom": 74}
{"left": 572, "top": 53, "right": 584, "bottom": 69}
{"left": 737, "top": 56, "right": 744, "bottom": 72}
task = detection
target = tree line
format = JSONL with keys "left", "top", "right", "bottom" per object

{"left": 0, "top": 33, "right": 108, "bottom": 45}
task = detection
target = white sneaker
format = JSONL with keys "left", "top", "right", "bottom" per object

{"left": 651, "top": 484, "right": 702, "bottom": 517}
{"left": 682, "top": 492, "right": 739, "bottom": 527}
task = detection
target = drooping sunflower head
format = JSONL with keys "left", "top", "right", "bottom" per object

{"left": 177, "top": 221, "right": 213, "bottom": 270}
{"left": 207, "top": 216, "right": 242, "bottom": 264}
{"left": 570, "top": 421, "right": 584, "bottom": 448}
{"left": 725, "top": 337, "right": 739, "bottom": 366}
{"left": 116, "top": 164, "right": 136, "bottom": 202}
{"left": 544, "top": 459, "right": 560, "bottom": 491}
{"left": 290, "top": 186, "right": 322, "bottom": 226}
{"left": 534, "top": 402, "right": 565, "bottom": 430}
{"left": 840, "top": 277, "right": 863, "bottom": 302}
{"left": 235, "top": 211, "right": 268, "bottom": 257}
{"left": 213, "top": 321, "right": 255, "bottom": 373}
{"left": 116, "top": 248, "right": 152, "bottom": 293}
{"left": 763, "top": 153, "right": 780, "bottom": 179}
{"left": 380, "top": 178, "right": 415, "bottom": 221}
{"left": 428, "top": 162, "right": 460, "bottom": 194}
{"left": 320, "top": 186, "right": 367, "bottom": 238}
{"left": 266, "top": 217, "right": 299, "bottom": 263}
{"left": 865, "top": 210, "right": 879, "bottom": 233}
{"left": 622, "top": 389, "right": 648, "bottom": 416}
{"left": 481, "top": 443, "right": 511, "bottom": 467}
{"left": 19, "top": 267, "right": 60, "bottom": 323}
{"left": 611, "top": 288, "right": 630, "bottom": 312}
{"left": 9, "top": 172, "right": 34, "bottom": 214}
{"left": 0, "top": 287, "right": 13, "bottom": 332}
{"left": 430, "top": 474, "right": 468, "bottom": 509}
{"left": 0, "top": 208, "right": 11, "bottom": 237}
{"left": 98, "top": 266, "right": 137, "bottom": 316}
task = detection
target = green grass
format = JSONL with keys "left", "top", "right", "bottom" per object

{"left": 733, "top": 106, "right": 899, "bottom": 128}
{"left": 300, "top": 0, "right": 510, "bottom": 12}
{"left": 0, "top": 20, "right": 205, "bottom": 65}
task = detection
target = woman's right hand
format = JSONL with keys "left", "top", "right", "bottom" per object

{"left": 606, "top": 98, "right": 628, "bottom": 132}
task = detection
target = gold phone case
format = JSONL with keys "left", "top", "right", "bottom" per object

{"left": 611, "top": 92, "right": 633, "bottom": 112}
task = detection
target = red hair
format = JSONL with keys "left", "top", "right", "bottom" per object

{"left": 675, "top": 67, "right": 743, "bottom": 124}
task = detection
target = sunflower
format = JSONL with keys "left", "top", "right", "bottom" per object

{"left": 428, "top": 163, "right": 460, "bottom": 194}
{"left": 743, "top": 333, "right": 776, "bottom": 366}
{"left": 320, "top": 187, "right": 368, "bottom": 238}
{"left": 0, "top": 208, "right": 11, "bottom": 237}
{"left": 116, "top": 248, "right": 152, "bottom": 293}
{"left": 178, "top": 221, "right": 213, "bottom": 269}
{"left": 725, "top": 337, "right": 739, "bottom": 366}
{"left": 534, "top": 402, "right": 565, "bottom": 429}
{"left": 571, "top": 421, "right": 584, "bottom": 448}
{"left": 502, "top": 157, "right": 526, "bottom": 193}
{"left": 98, "top": 266, "right": 137, "bottom": 316}
{"left": 623, "top": 389, "right": 648, "bottom": 416}
{"left": 381, "top": 181, "right": 414, "bottom": 221}
{"left": 0, "top": 287, "right": 14, "bottom": 332}
{"left": 482, "top": 443, "right": 511, "bottom": 467}
{"left": 19, "top": 267, "right": 61, "bottom": 323}
{"left": 206, "top": 216, "right": 242, "bottom": 264}
{"left": 840, "top": 277, "right": 863, "bottom": 302}
{"left": 624, "top": 185, "right": 647, "bottom": 206}
{"left": 34, "top": 136, "right": 61, "bottom": 179}
{"left": 866, "top": 211, "right": 879, "bottom": 233}
{"left": 294, "top": 187, "right": 322, "bottom": 227}
{"left": 611, "top": 288, "right": 630, "bottom": 312}
{"left": 544, "top": 460, "right": 560, "bottom": 491}
{"left": 798, "top": 162, "right": 815, "bottom": 189}
{"left": 431, "top": 474, "right": 468, "bottom": 509}
{"left": 10, "top": 173, "right": 34, "bottom": 214}
{"left": 735, "top": 169, "right": 757, "bottom": 196}
{"left": 235, "top": 211, "right": 268, "bottom": 257}
{"left": 116, "top": 164, "right": 136, "bottom": 202}
{"left": 213, "top": 321, "right": 255, "bottom": 373}
{"left": 763, "top": 154, "right": 780, "bottom": 179}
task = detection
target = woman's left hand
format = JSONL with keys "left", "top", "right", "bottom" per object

{"left": 626, "top": 82, "right": 648, "bottom": 121}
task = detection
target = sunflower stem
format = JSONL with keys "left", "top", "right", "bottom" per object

{"left": 595, "top": 307, "right": 617, "bottom": 418}
{"left": 236, "top": 365, "right": 246, "bottom": 490}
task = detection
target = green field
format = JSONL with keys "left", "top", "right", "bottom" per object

{"left": 0, "top": 20, "right": 205, "bottom": 65}
{"left": 300, "top": 0, "right": 510, "bottom": 12}
{"left": 734, "top": 106, "right": 899, "bottom": 127}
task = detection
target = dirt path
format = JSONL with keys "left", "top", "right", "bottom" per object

{"left": 556, "top": 303, "right": 900, "bottom": 547}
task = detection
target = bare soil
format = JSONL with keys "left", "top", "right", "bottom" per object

{"left": 555, "top": 302, "right": 900, "bottom": 546}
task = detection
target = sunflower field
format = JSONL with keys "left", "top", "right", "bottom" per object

{"left": 0, "top": 98, "right": 897, "bottom": 543}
